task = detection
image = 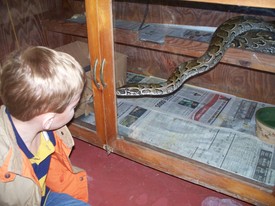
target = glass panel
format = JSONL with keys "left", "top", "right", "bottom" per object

{"left": 73, "top": 63, "right": 96, "bottom": 130}
{"left": 69, "top": 2, "right": 97, "bottom": 132}
{"left": 113, "top": 0, "right": 275, "bottom": 188}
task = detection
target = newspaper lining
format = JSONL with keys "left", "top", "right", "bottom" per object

{"left": 79, "top": 72, "right": 275, "bottom": 187}
{"left": 116, "top": 73, "right": 275, "bottom": 187}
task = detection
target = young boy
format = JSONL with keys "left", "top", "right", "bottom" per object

{"left": 0, "top": 46, "right": 90, "bottom": 205}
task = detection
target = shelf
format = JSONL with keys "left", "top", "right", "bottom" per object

{"left": 183, "top": 0, "right": 275, "bottom": 9}
{"left": 42, "top": 19, "right": 87, "bottom": 37}
{"left": 114, "top": 28, "right": 275, "bottom": 74}
{"left": 42, "top": 19, "right": 275, "bottom": 73}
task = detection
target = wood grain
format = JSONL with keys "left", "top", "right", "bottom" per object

{"left": 0, "top": 0, "right": 64, "bottom": 62}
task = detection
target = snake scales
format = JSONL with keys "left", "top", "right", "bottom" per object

{"left": 116, "top": 16, "right": 275, "bottom": 97}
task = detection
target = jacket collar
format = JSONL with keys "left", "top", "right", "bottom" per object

{"left": 0, "top": 105, "right": 24, "bottom": 173}
{"left": 0, "top": 105, "right": 74, "bottom": 174}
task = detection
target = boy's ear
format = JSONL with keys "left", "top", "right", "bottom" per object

{"left": 43, "top": 113, "right": 56, "bottom": 130}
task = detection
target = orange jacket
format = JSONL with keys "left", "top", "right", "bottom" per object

{"left": 0, "top": 106, "right": 88, "bottom": 206}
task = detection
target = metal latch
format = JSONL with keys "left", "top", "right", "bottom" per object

{"left": 103, "top": 144, "right": 113, "bottom": 155}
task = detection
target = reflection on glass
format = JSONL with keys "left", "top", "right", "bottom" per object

{"left": 74, "top": 65, "right": 96, "bottom": 129}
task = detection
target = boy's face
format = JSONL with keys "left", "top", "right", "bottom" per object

{"left": 49, "top": 93, "right": 81, "bottom": 130}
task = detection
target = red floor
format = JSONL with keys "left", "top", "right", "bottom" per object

{"left": 70, "top": 138, "right": 252, "bottom": 206}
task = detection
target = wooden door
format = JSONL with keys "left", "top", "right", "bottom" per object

{"left": 69, "top": 0, "right": 118, "bottom": 150}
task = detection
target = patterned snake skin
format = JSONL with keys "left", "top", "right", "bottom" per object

{"left": 116, "top": 16, "right": 275, "bottom": 97}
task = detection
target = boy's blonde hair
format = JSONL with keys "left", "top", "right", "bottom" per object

{"left": 0, "top": 46, "right": 85, "bottom": 121}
